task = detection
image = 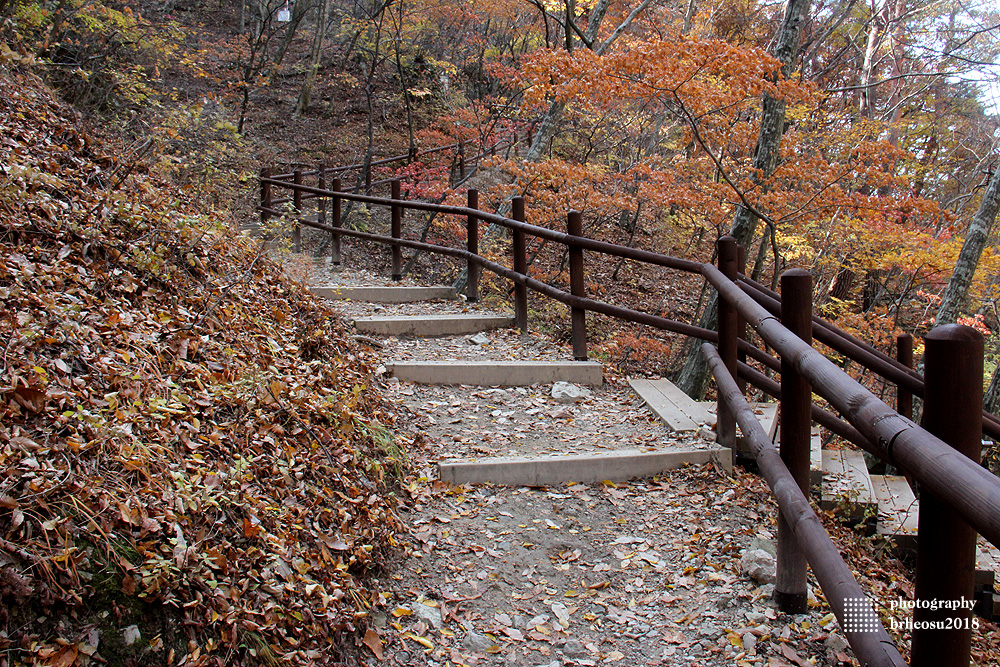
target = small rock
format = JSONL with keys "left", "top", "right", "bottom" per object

{"left": 698, "top": 624, "right": 719, "bottom": 638}
{"left": 742, "top": 632, "right": 757, "bottom": 652}
{"left": 749, "top": 537, "right": 776, "bottom": 556}
{"left": 122, "top": 625, "right": 140, "bottom": 646}
{"left": 551, "top": 381, "right": 591, "bottom": 404}
{"left": 413, "top": 602, "right": 443, "bottom": 630}
{"left": 468, "top": 333, "right": 491, "bottom": 345}
{"left": 562, "top": 639, "right": 588, "bottom": 658}
{"left": 698, "top": 426, "right": 716, "bottom": 442}
{"left": 825, "top": 632, "right": 849, "bottom": 654}
{"left": 463, "top": 630, "right": 493, "bottom": 652}
{"left": 740, "top": 549, "right": 776, "bottom": 584}
{"left": 744, "top": 611, "right": 767, "bottom": 624}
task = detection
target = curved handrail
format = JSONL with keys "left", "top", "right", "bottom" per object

{"left": 258, "top": 165, "right": 1000, "bottom": 666}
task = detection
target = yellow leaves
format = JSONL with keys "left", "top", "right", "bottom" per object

{"left": 402, "top": 632, "right": 434, "bottom": 649}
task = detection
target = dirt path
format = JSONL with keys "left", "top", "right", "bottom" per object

{"left": 300, "top": 260, "right": 854, "bottom": 667}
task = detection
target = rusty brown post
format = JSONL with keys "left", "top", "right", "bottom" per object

{"left": 331, "top": 177, "right": 342, "bottom": 266}
{"left": 391, "top": 179, "right": 403, "bottom": 281}
{"left": 292, "top": 168, "right": 303, "bottom": 253}
{"left": 260, "top": 168, "right": 272, "bottom": 224}
{"left": 458, "top": 141, "right": 466, "bottom": 180}
{"left": 317, "top": 164, "right": 326, "bottom": 225}
{"left": 512, "top": 196, "right": 529, "bottom": 334}
{"left": 897, "top": 333, "right": 913, "bottom": 420}
{"left": 775, "top": 268, "right": 812, "bottom": 614}
{"left": 716, "top": 236, "right": 739, "bottom": 450}
{"left": 467, "top": 189, "right": 480, "bottom": 303}
{"left": 568, "top": 210, "right": 587, "bottom": 360}
{"left": 911, "top": 324, "right": 983, "bottom": 667}
{"left": 736, "top": 244, "right": 748, "bottom": 394}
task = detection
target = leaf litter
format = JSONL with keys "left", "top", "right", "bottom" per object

{"left": 0, "top": 65, "right": 407, "bottom": 665}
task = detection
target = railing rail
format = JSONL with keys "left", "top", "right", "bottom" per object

{"left": 258, "top": 160, "right": 999, "bottom": 667}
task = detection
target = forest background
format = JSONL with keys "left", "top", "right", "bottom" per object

{"left": 6, "top": 0, "right": 1000, "bottom": 395}
{"left": 3, "top": 0, "right": 1000, "bottom": 663}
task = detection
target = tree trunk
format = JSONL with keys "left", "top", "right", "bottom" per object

{"left": 728, "top": 0, "right": 811, "bottom": 248}
{"left": 273, "top": 0, "right": 312, "bottom": 66}
{"left": 934, "top": 165, "right": 1000, "bottom": 326}
{"left": 523, "top": 0, "right": 648, "bottom": 163}
{"left": 675, "top": 0, "right": 812, "bottom": 398}
{"left": 293, "top": 0, "right": 328, "bottom": 116}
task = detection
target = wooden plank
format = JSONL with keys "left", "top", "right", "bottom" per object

{"left": 871, "top": 474, "right": 919, "bottom": 550}
{"left": 628, "top": 378, "right": 714, "bottom": 432}
{"left": 810, "top": 429, "right": 823, "bottom": 486}
{"left": 821, "top": 449, "right": 877, "bottom": 526}
{"left": 756, "top": 403, "right": 779, "bottom": 441}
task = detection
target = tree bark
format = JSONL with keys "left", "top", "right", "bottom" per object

{"left": 934, "top": 165, "right": 1000, "bottom": 326}
{"left": 675, "top": 0, "right": 812, "bottom": 397}
{"left": 523, "top": 0, "right": 650, "bottom": 163}
{"left": 294, "top": 0, "right": 329, "bottom": 116}
{"left": 728, "top": 0, "right": 811, "bottom": 248}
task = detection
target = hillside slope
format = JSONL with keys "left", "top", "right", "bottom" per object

{"left": 0, "top": 55, "right": 406, "bottom": 666}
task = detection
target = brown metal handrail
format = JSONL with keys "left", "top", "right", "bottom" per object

{"left": 260, "top": 178, "right": 1000, "bottom": 542}
{"left": 738, "top": 275, "right": 1000, "bottom": 439}
{"left": 260, "top": 165, "right": 1000, "bottom": 667}
{"left": 704, "top": 344, "right": 906, "bottom": 667}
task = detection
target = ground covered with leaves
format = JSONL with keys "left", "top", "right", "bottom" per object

{"left": 0, "top": 59, "right": 409, "bottom": 666}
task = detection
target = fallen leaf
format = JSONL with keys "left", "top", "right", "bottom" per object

{"left": 363, "top": 628, "right": 383, "bottom": 660}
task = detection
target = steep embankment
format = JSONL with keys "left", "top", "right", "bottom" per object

{"left": 0, "top": 56, "right": 406, "bottom": 666}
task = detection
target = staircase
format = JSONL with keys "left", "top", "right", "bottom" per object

{"left": 310, "top": 266, "right": 731, "bottom": 487}
{"left": 314, "top": 265, "right": 1000, "bottom": 621}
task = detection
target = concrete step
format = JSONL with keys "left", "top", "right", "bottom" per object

{"left": 870, "top": 474, "right": 918, "bottom": 550}
{"left": 821, "top": 448, "right": 877, "bottom": 528}
{"left": 354, "top": 314, "right": 514, "bottom": 337}
{"left": 438, "top": 447, "right": 733, "bottom": 486}
{"left": 312, "top": 285, "right": 456, "bottom": 303}
{"left": 387, "top": 361, "right": 603, "bottom": 386}
{"left": 629, "top": 378, "right": 715, "bottom": 432}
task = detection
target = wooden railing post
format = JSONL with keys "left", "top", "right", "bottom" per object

{"left": 896, "top": 332, "right": 913, "bottom": 420}
{"left": 736, "top": 244, "right": 747, "bottom": 394}
{"left": 716, "top": 236, "right": 739, "bottom": 450}
{"left": 331, "top": 177, "right": 342, "bottom": 267}
{"left": 391, "top": 179, "right": 403, "bottom": 281}
{"left": 292, "top": 168, "right": 302, "bottom": 253}
{"left": 260, "top": 168, "right": 272, "bottom": 224}
{"left": 466, "top": 189, "right": 480, "bottom": 303}
{"left": 775, "top": 268, "right": 812, "bottom": 614}
{"left": 458, "top": 141, "right": 466, "bottom": 181}
{"left": 317, "top": 164, "right": 326, "bottom": 226}
{"left": 567, "top": 210, "right": 587, "bottom": 361}
{"left": 512, "top": 196, "right": 529, "bottom": 334}
{"left": 911, "top": 324, "right": 983, "bottom": 667}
